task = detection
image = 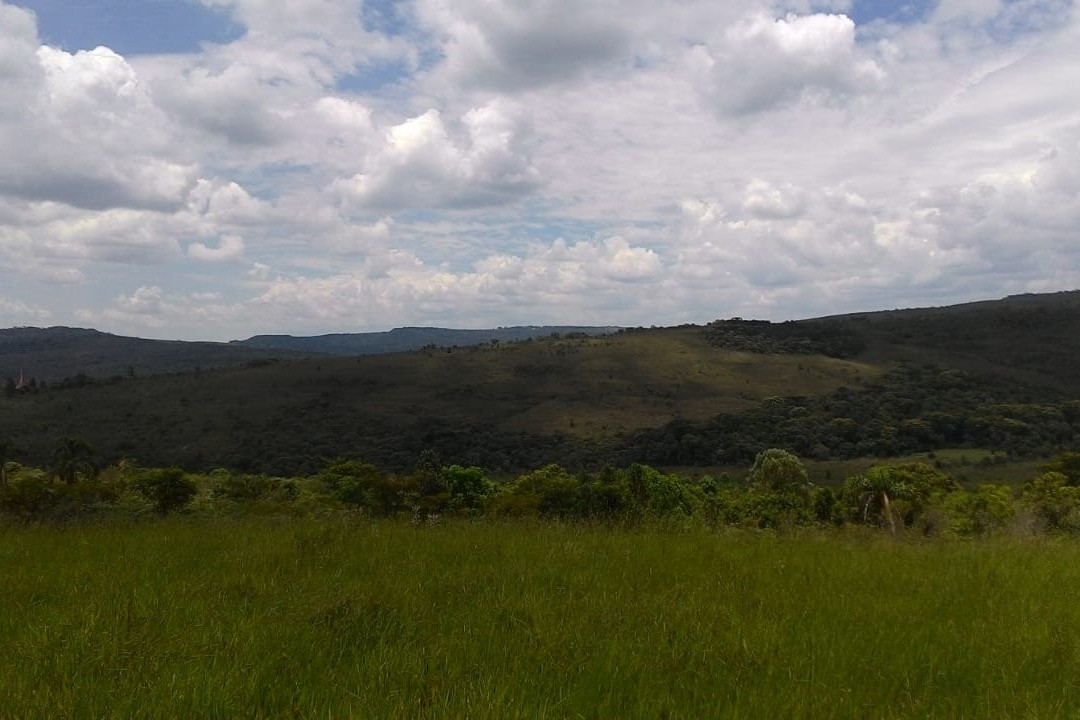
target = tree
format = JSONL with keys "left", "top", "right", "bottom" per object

{"left": 0, "top": 439, "right": 14, "bottom": 490}
{"left": 489, "top": 464, "right": 578, "bottom": 517}
{"left": 1024, "top": 471, "right": 1080, "bottom": 532}
{"left": 319, "top": 459, "right": 405, "bottom": 516}
{"left": 748, "top": 448, "right": 811, "bottom": 497}
{"left": 843, "top": 462, "right": 956, "bottom": 533}
{"left": 51, "top": 436, "right": 96, "bottom": 485}
{"left": 944, "top": 484, "right": 1014, "bottom": 536}
{"left": 443, "top": 465, "right": 489, "bottom": 512}
{"left": 132, "top": 467, "right": 197, "bottom": 515}
{"left": 1040, "top": 452, "right": 1080, "bottom": 487}
{"left": 414, "top": 449, "right": 446, "bottom": 497}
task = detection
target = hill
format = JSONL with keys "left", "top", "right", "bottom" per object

{"left": 1, "top": 290, "right": 1079, "bottom": 475}
{"left": 0, "top": 325, "right": 621, "bottom": 384}
{"left": 0, "top": 327, "right": 876, "bottom": 473}
{"left": 0, "top": 327, "right": 307, "bottom": 384}
{"left": 232, "top": 326, "right": 621, "bottom": 355}
{"left": 703, "top": 290, "right": 1080, "bottom": 393}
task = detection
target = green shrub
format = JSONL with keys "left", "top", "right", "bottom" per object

{"left": 132, "top": 467, "right": 197, "bottom": 515}
{"left": 1023, "top": 471, "right": 1080, "bottom": 532}
{"left": 943, "top": 484, "right": 1015, "bottom": 537}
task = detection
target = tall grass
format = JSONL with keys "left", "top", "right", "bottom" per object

{"left": 2, "top": 518, "right": 1078, "bottom": 718}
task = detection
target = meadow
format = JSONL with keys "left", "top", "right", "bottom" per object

{"left": 4, "top": 517, "right": 1079, "bottom": 719}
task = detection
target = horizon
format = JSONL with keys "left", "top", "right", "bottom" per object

{"left": 4, "top": 287, "right": 1076, "bottom": 344}
{"left": 2, "top": 1, "right": 1079, "bottom": 341}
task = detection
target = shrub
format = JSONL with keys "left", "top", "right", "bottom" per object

{"left": 132, "top": 467, "right": 198, "bottom": 515}
{"left": 944, "top": 485, "right": 1015, "bottom": 537}
{"left": 1023, "top": 471, "right": 1080, "bottom": 533}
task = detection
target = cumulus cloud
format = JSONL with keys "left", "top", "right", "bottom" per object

{"left": 742, "top": 179, "right": 807, "bottom": 219}
{"left": 0, "top": 296, "right": 51, "bottom": 324}
{"left": 0, "top": 13, "right": 196, "bottom": 210}
{"left": 201, "top": 0, "right": 407, "bottom": 71}
{"left": 188, "top": 235, "right": 246, "bottom": 262}
{"left": 416, "top": 0, "right": 631, "bottom": 91}
{"left": 116, "top": 286, "right": 166, "bottom": 316}
{"left": 186, "top": 180, "right": 275, "bottom": 226}
{"left": 0, "top": 204, "right": 182, "bottom": 283}
{"left": 239, "top": 231, "right": 663, "bottom": 332}
{"left": 152, "top": 62, "right": 290, "bottom": 147}
{"left": 332, "top": 101, "right": 541, "bottom": 211}
{"left": 4, "top": 0, "right": 1080, "bottom": 340}
{"left": 691, "top": 12, "right": 884, "bottom": 114}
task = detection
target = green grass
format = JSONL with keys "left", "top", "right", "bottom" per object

{"left": 3, "top": 518, "right": 1080, "bottom": 718}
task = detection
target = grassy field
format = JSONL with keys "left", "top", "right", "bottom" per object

{"left": 3, "top": 518, "right": 1079, "bottom": 718}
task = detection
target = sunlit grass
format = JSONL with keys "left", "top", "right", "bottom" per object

{"left": 2, "top": 519, "right": 1078, "bottom": 718}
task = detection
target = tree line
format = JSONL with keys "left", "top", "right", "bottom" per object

{"left": 4, "top": 438, "right": 1080, "bottom": 536}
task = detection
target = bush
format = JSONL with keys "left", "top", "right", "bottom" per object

{"left": 1023, "top": 471, "right": 1080, "bottom": 533}
{"left": 944, "top": 485, "right": 1015, "bottom": 537}
{"left": 132, "top": 467, "right": 197, "bottom": 515}
{"left": 443, "top": 465, "right": 491, "bottom": 512}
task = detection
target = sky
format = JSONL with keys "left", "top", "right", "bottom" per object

{"left": 0, "top": 0, "right": 1078, "bottom": 341}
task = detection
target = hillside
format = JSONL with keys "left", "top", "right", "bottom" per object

{"left": 835, "top": 291, "right": 1080, "bottom": 390}
{"left": 703, "top": 290, "right": 1080, "bottom": 393}
{"left": 0, "top": 327, "right": 307, "bottom": 383}
{"left": 0, "top": 325, "right": 621, "bottom": 383}
{"left": 2, "top": 290, "right": 1080, "bottom": 475}
{"left": 0, "top": 327, "right": 875, "bottom": 473}
{"left": 233, "top": 325, "right": 620, "bottom": 355}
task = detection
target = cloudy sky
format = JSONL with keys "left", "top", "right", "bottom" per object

{"left": 1, "top": 0, "right": 1078, "bottom": 340}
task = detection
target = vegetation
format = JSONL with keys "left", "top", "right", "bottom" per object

{"left": 0, "top": 326, "right": 877, "bottom": 474}
{"left": 6, "top": 293, "right": 1080, "bottom": 477}
{"left": 5, "top": 293, "right": 1080, "bottom": 716}
{"left": 4, "top": 442, "right": 1080, "bottom": 539}
{"left": 4, "top": 518, "right": 1080, "bottom": 718}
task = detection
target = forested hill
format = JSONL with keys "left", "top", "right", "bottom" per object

{"left": 231, "top": 326, "right": 621, "bottom": 355}
{"left": 705, "top": 290, "right": 1080, "bottom": 394}
{"left": 0, "top": 327, "right": 306, "bottom": 384}
{"left": 2, "top": 290, "right": 1080, "bottom": 475}
{"left": 0, "top": 325, "right": 620, "bottom": 383}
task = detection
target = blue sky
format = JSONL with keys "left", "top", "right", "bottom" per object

{"left": 20, "top": 0, "right": 242, "bottom": 53}
{"left": 1, "top": 0, "right": 1078, "bottom": 340}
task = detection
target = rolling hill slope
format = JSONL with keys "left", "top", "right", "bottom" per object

{"left": 232, "top": 326, "right": 620, "bottom": 355}
{"left": 1, "top": 290, "right": 1079, "bottom": 475}
{"left": 0, "top": 327, "right": 308, "bottom": 383}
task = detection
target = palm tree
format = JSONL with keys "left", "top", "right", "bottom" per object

{"left": 847, "top": 462, "right": 956, "bottom": 533}
{"left": 856, "top": 466, "right": 904, "bottom": 534}
{"left": 51, "top": 436, "right": 96, "bottom": 485}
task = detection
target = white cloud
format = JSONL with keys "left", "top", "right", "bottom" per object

{"left": 934, "top": 0, "right": 1005, "bottom": 23}
{"left": 0, "top": 296, "right": 51, "bottom": 324}
{"left": 3, "top": 0, "right": 1080, "bottom": 340}
{"left": 199, "top": 0, "right": 411, "bottom": 85}
{"left": 152, "top": 62, "right": 291, "bottom": 147}
{"left": 742, "top": 179, "right": 807, "bottom": 219}
{"left": 116, "top": 286, "right": 166, "bottom": 316}
{"left": 416, "top": 0, "right": 631, "bottom": 91}
{"left": 332, "top": 101, "right": 541, "bottom": 211}
{"left": 188, "top": 234, "right": 246, "bottom": 263}
{"left": 0, "top": 23, "right": 196, "bottom": 210}
{"left": 691, "top": 11, "right": 884, "bottom": 114}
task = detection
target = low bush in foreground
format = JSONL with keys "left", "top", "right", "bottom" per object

{"left": 2, "top": 519, "right": 1079, "bottom": 718}
{"left": 6, "top": 445, "right": 1080, "bottom": 537}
